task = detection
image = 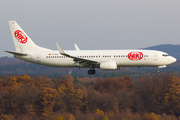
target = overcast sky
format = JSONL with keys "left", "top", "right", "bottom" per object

{"left": 1, "top": 0, "right": 180, "bottom": 57}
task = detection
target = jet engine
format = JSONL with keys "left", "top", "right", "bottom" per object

{"left": 100, "top": 61, "right": 120, "bottom": 70}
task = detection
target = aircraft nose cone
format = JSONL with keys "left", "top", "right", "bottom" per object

{"left": 171, "top": 57, "right": 177, "bottom": 63}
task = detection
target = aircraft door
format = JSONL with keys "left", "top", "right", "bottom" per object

{"left": 154, "top": 53, "right": 158, "bottom": 61}
{"left": 37, "top": 54, "right": 41, "bottom": 62}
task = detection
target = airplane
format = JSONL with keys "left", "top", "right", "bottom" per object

{"left": 5, "top": 21, "right": 177, "bottom": 75}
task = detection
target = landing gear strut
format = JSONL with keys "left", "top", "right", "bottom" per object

{"left": 157, "top": 68, "right": 161, "bottom": 73}
{"left": 88, "top": 68, "right": 96, "bottom": 75}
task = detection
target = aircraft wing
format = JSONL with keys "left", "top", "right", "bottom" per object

{"left": 56, "top": 43, "right": 100, "bottom": 67}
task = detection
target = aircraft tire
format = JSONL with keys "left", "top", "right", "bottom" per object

{"left": 157, "top": 70, "right": 161, "bottom": 73}
{"left": 88, "top": 70, "right": 92, "bottom": 75}
{"left": 88, "top": 70, "right": 96, "bottom": 75}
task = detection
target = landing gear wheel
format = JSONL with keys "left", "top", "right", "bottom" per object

{"left": 157, "top": 70, "right": 161, "bottom": 73}
{"left": 88, "top": 70, "right": 92, "bottom": 75}
{"left": 88, "top": 70, "right": 96, "bottom": 75}
{"left": 92, "top": 70, "right": 96, "bottom": 74}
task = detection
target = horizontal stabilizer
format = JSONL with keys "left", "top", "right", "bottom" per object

{"left": 5, "top": 51, "right": 27, "bottom": 56}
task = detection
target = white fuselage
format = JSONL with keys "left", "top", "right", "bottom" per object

{"left": 14, "top": 49, "right": 176, "bottom": 68}
{"left": 7, "top": 21, "right": 177, "bottom": 74}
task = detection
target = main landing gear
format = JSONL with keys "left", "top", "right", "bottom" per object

{"left": 88, "top": 68, "right": 96, "bottom": 75}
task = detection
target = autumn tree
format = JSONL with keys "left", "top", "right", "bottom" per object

{"left": 61, "top": 75, "right": 74, "bottom": 82}
{"left": 36, "top": 87, "right": 59, "bottom": 118}
{"left": 7, "top": 74, "right": 32, "bottom": 86}
{"left": 94, "top": 76, "right": 133, "bottom": 94}
{"left": 0, "top": 86, "right": 10, "bottom": 115}
{"left": 7, "top": 82, "right": 26, "bottom": 115}
{"left": 33, "top": 76, "right": 55, "bottom": 89}
{"left": 57, "top": 80, "right": 87, "bottom": 113}
{"left": 115, "top": 91, "right": 134, "bottom": 112}
{"left": 5, "top": 75, "right": 33, "bottom": 115}
{"left": 134, "top": 73, "right": 180, "bottom": 115}
{"left": 164, "top": 75, "right": 180, "bottom": 116}
{"left": 21, "top": 83, "right": 38, "bottom": 117}
{"left": 87, "top": 90, "right": 119, "bottom": 113}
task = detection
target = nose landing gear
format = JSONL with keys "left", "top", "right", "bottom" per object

{"left": 88, "top": 68, "right": 96, "bottom": 75}
{"left": 157, "top": 67, "right": 161, "bottom": 73}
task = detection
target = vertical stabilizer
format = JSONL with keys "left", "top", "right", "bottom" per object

{"left": 9, "top": 21, "right": 51, "bottom": 53}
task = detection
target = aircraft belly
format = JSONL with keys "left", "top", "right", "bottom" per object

{"left": 42, "top": 58, "right": 76, "bottom": 67}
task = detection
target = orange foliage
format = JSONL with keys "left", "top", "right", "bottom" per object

{"left": 94, "top": 76, "right": 133, "bottom": 94}
{"left": 8, "top": 74, "right": 32, "bottom": 86}
{"left": 33, "top": 76, "right": 54, "bottom": 89}
{"left": 57, "top": 80, "right": 87, "bottom": 113}
{"left": 77, "top": 77, "right": 96, "bottom": 83}
{"left": 1, "top": 74, "right": 180, "bottom": 119}
{"left": 164, "top": 76, "right": 180, "bottom": 115}
{"left": 61, "top": 75, "right": 74, "bottom": 82}
{"left": 38, "top": 87, "right": 59, "bottom": 117}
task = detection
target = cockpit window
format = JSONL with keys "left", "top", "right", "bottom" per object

{"left": 162, "top": 54, "right": 169, "bottom": 57}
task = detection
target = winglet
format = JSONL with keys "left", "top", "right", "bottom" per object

{"left": 74, "top": 44, "right": 80, "bottom": 50}
{"left": 56, "top": 43, "right": 66, "bottom": 55}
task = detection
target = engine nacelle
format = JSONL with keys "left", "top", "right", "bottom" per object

{"left": 100, "top": 61, "right": 120, "bottom": 70}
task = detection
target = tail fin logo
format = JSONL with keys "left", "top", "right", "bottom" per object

{"left": 14, "top": 30, "right": 27, "bottom": 44}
